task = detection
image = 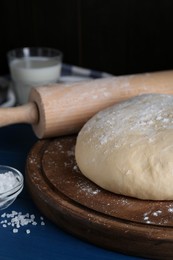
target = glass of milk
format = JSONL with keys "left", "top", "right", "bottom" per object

{"left": 7, "top": 47, "right": 63, "bottom": 104}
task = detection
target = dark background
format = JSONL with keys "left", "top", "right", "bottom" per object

{"left": 0, "top": 0, "right": 173, "bottom": 76}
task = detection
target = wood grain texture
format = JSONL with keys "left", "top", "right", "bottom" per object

{"left": 26, "top": 135, "right": 173, "bottom": 259}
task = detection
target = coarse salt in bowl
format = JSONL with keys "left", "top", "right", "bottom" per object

{"left": 0, "top": 165, "right": 23, "bottom": 210}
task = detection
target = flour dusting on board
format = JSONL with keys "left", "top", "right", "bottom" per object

{"left": 52, "top": 139, "right": 102, "bottom": 197}
{"left": 76, "top": 180, "right": 101, "bottom": 196}
{"left": 142, "top": 205, "right": 173, "bottom": 225}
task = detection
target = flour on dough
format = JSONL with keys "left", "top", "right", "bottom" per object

{"left": 75, "top": 94, "right": 173, "bottom": 200}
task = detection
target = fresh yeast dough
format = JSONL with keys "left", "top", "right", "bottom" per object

{"left": 75, "top": 94, "right": 173, "bottom": 200}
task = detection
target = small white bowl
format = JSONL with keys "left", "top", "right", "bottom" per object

{"left": 0, "top": 165, "right": 23, "bottom": 210}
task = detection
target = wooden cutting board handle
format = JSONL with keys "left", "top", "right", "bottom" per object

{"left": 1, "top": 69, "right": 173, "bottom": 138}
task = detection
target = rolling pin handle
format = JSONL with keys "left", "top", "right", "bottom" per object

{"left": 0, "top": 102, "right": 39, "bottom": 127}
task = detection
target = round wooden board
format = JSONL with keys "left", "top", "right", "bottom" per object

{"left": 26, "top": 135, "right": 173, "bottom": 260}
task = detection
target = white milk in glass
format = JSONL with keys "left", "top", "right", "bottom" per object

{"left": 10, "top": 57, "right": 61, "bottom": 104}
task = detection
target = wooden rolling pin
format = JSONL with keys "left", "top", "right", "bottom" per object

{"left": 1, "top": 69, "right": 173, "bottom": 139}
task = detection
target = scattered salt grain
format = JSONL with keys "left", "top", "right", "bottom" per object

{"left": 13, "top": 228, "right": 18, "bottom": 233}
{"left": 0, "top": 210, "right": 46, "bottom": 234}
{"left": 26, "top": 229, "right": 31, "bottom": 234}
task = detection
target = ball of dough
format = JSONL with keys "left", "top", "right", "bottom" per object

{"left": 75, "top": 94, "right": 173, "bottom": 200}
